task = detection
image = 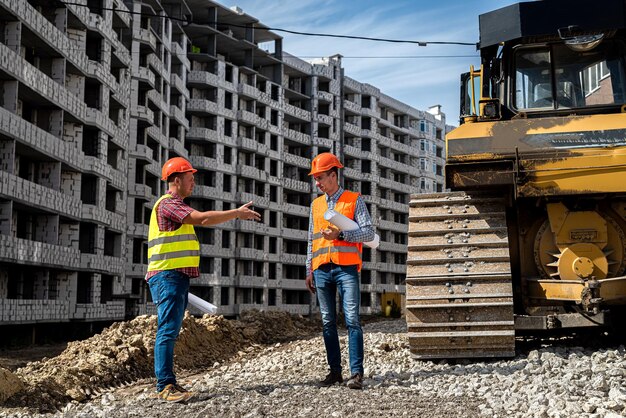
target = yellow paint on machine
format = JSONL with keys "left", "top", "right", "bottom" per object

{"left": 447, "top": 112, "right": 626, "bottom": 142}
{"left": 526, "top": 277, "right": 626, "bottom": 304}
{"left": 520, "top": 147, "right": 626, "bottom": 194}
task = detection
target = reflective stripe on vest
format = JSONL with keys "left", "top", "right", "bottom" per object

{"left": 147, "top": 194, "right": 200, "bottom": 272}
{"left": 311, "top": 190, "right": 363, "bottom": 272}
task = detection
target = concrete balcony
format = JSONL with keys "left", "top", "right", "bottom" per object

{"left": 235, "top": 247, "right": 267, "bottom": 260}
{"left": 170, "top": 73, "right": 190, "bottom": 99}
{"left": 283, "top": 152, "right": 309, "bottom": 169}
{"left": 378, "top": 155, "right": 409, "bottom": 172}
{"left": 202, "top": 245, "right": 234, "bottom": 259}
{"left": 130, "top": 143, "right": 152, "bottom": 162}
{"left": 379, "top": 219, "right": 408, "bottom": 233}
{"left": 135, "top": 65, "right": 156, "bottom": 88}
{"left": 0, "top": 171, "right": 81, "bottom": 218}
{"left": 281, "top": 227, "right": 307, "bottom": 240}
{"left": 0, "top": 44, "right": 86, "bottom": 120}
{"left": 147, "top": 126, "right": 168, "bottom": 147}
{"left": 73, "top": 301, "right": 125, "bottom": 321}
{"left": 281, "top": 177, "right": 310, "bottom": 193}
{"left": 344, "top": 99, "right": 361, "bottom": 114}
{"left": 311, "top": 64, "right": 333, "bottom": 79}
{"left": 238, "top": 136, "right": 269, "bottom": 154}
{"left": 344, "top": 77, "right": 362, "bottom": 92}
{"left": 0, "top": 107, "right": 81, "bottom": 170}
{"left": 83, "top": 156, "right": 112, "bottom": 181}
{"left": 379, "top": 241, "right": 407, "bottom": 253}
{"left": 85, "top": 108, "right": 117, "bottom": 137}
{"left": 0, "top": 299, "right": 71, "bottom": 324}
{"left": 110, "top": 167, "right": 127, "bottom": 191}
{"left": 238, "top": 164, "right": 268, "bottom": 182}
{"left": 147, "top": 53, "right": 168, "bottom": 79}
{"left": 379, "top": 197, "right": 409, "bottom": 213}
{"left": 194, "top": 185, "right": 235, "bottom": 201}
{"left": 281, "top": 279, "right": 306, "bottom": 290}
{"left": 283, "top": 128, "right": 311, "bottom": 146}
{"left": 281, "top": 253, "right": 307, "bottom": 265}
{"left": 378, "top": 176, "right": 413, "bottom": 194}
{"left": 169, "top": 137, "right": 188, "bottom": 158}
{"left": 283, "top": 53, "right": 312, "bottom": 74}
{"left": 317, "top": 90, "right": 334, "bottom": 103}
{"left": 238, "top": 109, "right": 261, "bottom": 126}
{"left": 188, "top": 70, "right": 220, "bottom": 88}
{"left": 170, "top": 42, "right": 190, "bottom": 69}
{"left": 86, "top": 60, "right": 116, "bottom": 91}
{"left": 343, "top": 144, "right": 368, "bottom": 160}
{"left": 189, "top": 155, "right": 219, "bottom": 171}
{"left": 281, "top": 203, "right": 309, "bottom": 217}
{"left": 237, "top": 83, "right": 259, "bottom": 99}
{"left": 128, "top": 184, "right": 153, "bottom": 200}
{"left": 283, "top": 102, "right": 311, "bottom": 121}
{"left": 134, "top": 27, "right": 157, "bottom": 53}
{"left": 170, "top": 104, "right": 189, "bottom": 129}
{"left": 127, "top": 223, "right": 149, "bottom": 238}
{"left": 236, "top": 219, "right": 270, "bottom": 234}
{"left": 191, "top": 129, "right": 237, "bottom": 149}
{"left": 0, "top": 234, "right": 81, "bottom": 269}
{"left": 131, "top": 105, "right": 154, "bottom": 125}
{"left": 317, "top": 114, "right": 333, "bottom": 126}
{"left": 147, "top": 89, "right": 168, "bottom": 115}
{"left": 312, "top": 137, "right": 333, "bottom": 149}
{"left": 11, "top": 1, "right": 88, "bottom": 74}
{"left": 378, "top": 262, "right": 406, "bottom": 274}
{"left": 81, "top": 254, "right": 125, "bottom": 274}
{"left": 112, "top": 39, "right": 132, "bottom": 67}
{"left": 344, "top": 122, "right": 361, "bottom": 136}
{"left": 237, "top": 191, "right": 269, "bottom": 207}
{"left": 112, "top": 0, "right": 131, "bottom": 27}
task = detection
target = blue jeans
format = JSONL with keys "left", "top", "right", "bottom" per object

{"left": 314, "top": 263, "right": 364, "bottom": 376}
{"left": 148, "top": 270, "right": 189, "bottom": 391}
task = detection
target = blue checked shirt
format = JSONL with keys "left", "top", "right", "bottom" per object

{"left": 306, "top": 186, "right": 375, "bottom": 275}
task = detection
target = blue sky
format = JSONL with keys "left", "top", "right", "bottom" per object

{"left": 215, "top": 0, "right": 520, "bottom": 126}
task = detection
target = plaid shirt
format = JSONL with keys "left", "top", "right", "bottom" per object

{"left": 145, "top": 191, "right": 199, "bottom": 280}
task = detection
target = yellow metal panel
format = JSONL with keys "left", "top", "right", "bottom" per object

{"left": 447, "top": 113, "right": 626, "bottom": 141}
{"left": 526, "top": 277, "right": 626, "bottom": 302}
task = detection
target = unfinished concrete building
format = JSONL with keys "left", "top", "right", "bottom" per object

{"left": 0, "top": 0, "right": 446, "bottom": 329}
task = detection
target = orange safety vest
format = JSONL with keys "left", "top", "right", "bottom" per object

{"left": 311, "top": 190, "right": 363, "bottom": 272}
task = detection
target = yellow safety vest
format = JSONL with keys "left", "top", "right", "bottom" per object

{"left": 147, "top": 194, "right": 200, "bottom": 272}
{"left": 311, "top": 190, "right": 363, "bottom": 272}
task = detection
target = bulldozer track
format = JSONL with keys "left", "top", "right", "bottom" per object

{"left": 405, "top": 191, "right": 515, "bottom": 359}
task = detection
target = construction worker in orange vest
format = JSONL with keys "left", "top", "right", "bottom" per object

{"left": 305, "top": 152, "right": 375, "bottom": 390}
{"left": 147, "top": 157, "right": 260, "bottom": 402}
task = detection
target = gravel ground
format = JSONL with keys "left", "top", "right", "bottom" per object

{"left": 2, "top": 319, "right": 626, "bottom": 418}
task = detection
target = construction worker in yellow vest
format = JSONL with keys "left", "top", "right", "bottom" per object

{"left": 305, "top": 152, "right": 375, "bottom": 390}
{"left": 147, "top": 157, "right": 260, "bottom": 402}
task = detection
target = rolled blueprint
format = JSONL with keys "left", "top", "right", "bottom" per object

{"left": 323, "top": 210, "right": 380, "bottom": 249}
{"left": 188, "top": 292, "right": 218, "bottom": 315}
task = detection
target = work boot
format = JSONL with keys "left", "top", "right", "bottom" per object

{"left": 347, "top": 373, "right": 363, "bottom": 390}
{"left": 320, "top": 370, "right": 343, "bottom": 386}
{"left": 157, "top": 383, "right": 194, "bottom": 402}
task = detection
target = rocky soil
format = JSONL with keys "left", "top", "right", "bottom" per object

{"left": 1, "top": 316, "right": 626, "bottom": 418}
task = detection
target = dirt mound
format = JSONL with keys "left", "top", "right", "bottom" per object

{"left": 3, "top": 311, "right": 317, "bottom": 412}
{"left": 0, "top": 367, "right": 24, "bottom": 404}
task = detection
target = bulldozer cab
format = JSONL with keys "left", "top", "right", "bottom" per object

{"left": 459, "top": 0, "right": 626, "bottom": 124}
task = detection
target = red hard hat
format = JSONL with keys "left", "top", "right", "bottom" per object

{"left": 308, "top": 152, "right": 344, "bottom": 176}
{"left": 161, "top": 157, "right": 197, "bottom": 181}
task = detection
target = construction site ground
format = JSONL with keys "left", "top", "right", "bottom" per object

{"left": 1, "top": 313, "right": 626, "bottom": 418}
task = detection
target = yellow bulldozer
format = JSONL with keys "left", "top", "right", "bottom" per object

{"left": 406, "top": 0, "right": 626, "bottom": 358}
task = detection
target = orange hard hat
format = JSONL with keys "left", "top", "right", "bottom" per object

{"left": 308, "top": 152, "right": 344, "bottom": 176}
{"left": 161, "top": 157, "right": 197, "bottom": 181}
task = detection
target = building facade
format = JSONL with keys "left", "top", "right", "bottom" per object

{"left": 0, "top": 0, "right": 446, "bottom": 326}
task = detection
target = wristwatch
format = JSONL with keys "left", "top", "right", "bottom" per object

{"left": 338, "top": 231, "right": 345, "bottom": 241}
